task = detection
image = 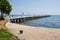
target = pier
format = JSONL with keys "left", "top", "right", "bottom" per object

{"left": 7, "top": 15, "right": 50, "bottom": 23}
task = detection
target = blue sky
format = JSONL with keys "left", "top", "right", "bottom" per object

{"left": 9, "top": 0, "right": 60, "bottom": 15}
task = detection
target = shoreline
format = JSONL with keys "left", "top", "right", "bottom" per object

{"left": 6, "top": 22, "right": 60, "bottom": 40}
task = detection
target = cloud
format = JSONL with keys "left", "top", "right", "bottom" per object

{"left": 39, "top": 10, "right": 60, "bottom": 15}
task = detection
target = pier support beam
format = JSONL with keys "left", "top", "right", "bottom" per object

{"left": 10, "top": 19, "right": 15, "bottom": 23}
{"left": 17, "top": 19, "right": 19, "bottom": 23}
{"left": 9, "top": 15, "right": 50, "bottom": 23}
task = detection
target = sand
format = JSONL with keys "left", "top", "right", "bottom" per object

{"left": 0, "top": 20, "right": 7, "bottom": 29}
{"left": 6, "top": 22, "right": 60, "bottom": 40}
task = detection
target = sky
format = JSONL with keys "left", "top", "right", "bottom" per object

{"left": 9, "top": 0, "right": 60, "bottom": 15}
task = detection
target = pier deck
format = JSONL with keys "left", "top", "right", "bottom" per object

{"left": 6, "top": 15, "right": 50, "bottom": 23}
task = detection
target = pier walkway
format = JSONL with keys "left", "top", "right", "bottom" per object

{"left": 6, "top": 15, "right": 50, "bottom": 23}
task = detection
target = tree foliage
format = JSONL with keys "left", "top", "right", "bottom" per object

{"left": 0, "top": 0, "right": 12, "bottom": 19}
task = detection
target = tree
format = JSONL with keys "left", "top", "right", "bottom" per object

{"left": 0, "top": 0, "right": 12, "bottom": 20}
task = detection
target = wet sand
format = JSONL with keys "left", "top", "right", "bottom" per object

{"left": 6, "top": 22, "right": 60, "bottom": 40}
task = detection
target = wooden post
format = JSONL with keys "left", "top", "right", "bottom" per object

{"left": 16, "top": 19, "right": 18, "bottom": 23}
{"left": 16, "top": 19, "right": 17, "bottom": 23}
{"left": 15, "top": 19, "right": 16, "bottom": 23}
{"left": 24, "top": 18, "right": 25, "bottom": 22}
{"left": 19, "top": 19, "right": 21, "bottom": 23}
{"left": 21, "top": 18, "right": 22, "bottom": 22}
{"left": 17, "top": 18, "right": 19, "bottom": 23}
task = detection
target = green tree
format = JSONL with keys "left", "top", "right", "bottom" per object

{"left": 0, "top": 0, "right": 12, "bottom": 20}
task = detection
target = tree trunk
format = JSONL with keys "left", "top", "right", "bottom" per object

{"left": 0, "top": 11, "right": 4, "bottom": 20}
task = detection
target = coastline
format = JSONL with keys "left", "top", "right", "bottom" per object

{"left": 6, "top": 22, "right": 60, "bottom": 40}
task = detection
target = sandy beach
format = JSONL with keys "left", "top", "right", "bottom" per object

{"left": 6, "top": 22, "right": 60, "bottom": 40}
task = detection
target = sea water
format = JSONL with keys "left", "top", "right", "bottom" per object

{"left": 23, "top": 15, "right": 60, "bottom": 28}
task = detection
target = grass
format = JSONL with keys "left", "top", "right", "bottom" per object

{"left": 0, "top": 29, "right": 19, "bottom": 40}
{"left": 0, "top": 20, "right": 20, "bottom": 40}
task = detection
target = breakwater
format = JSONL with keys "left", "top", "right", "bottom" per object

{"left": 9, "top": 15, "right": 50, "bottom": 23}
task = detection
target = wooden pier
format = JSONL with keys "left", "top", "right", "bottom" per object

{"left": 7, "top": 15, "right": 50, "bottom": 23}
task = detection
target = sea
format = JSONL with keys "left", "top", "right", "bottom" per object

{"left": 22, "top": 15, "right": 60, "bottom": 28}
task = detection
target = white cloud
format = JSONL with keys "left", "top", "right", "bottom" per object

{"left": 39, "top": 10, "right": 60, "bottom": 15}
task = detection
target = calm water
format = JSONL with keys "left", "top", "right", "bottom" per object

{"left": 23, "top": 15, "right": 60, "bottom": 28}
